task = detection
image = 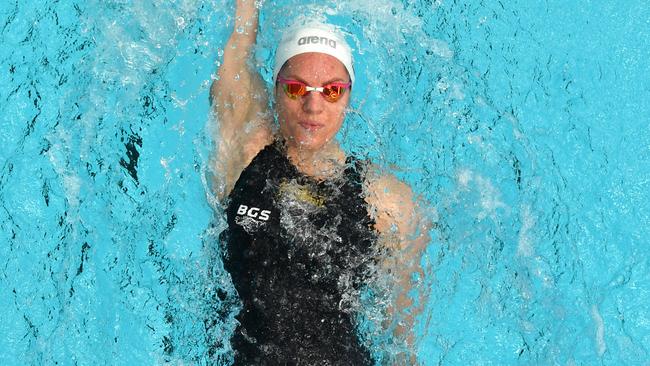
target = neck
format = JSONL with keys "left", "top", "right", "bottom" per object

{"left": 284, "top": 140, "right": 346, "bottom": 179}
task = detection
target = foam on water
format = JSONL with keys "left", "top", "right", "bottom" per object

{"left": 1, "top": 0, "right": 649, "bottom": 365}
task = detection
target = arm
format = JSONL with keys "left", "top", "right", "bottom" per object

{"left": 364, "top": 170, "right": 431, "bottom": 364}
{"left": 210, "top": 0, "right": 273, "bottom": 199}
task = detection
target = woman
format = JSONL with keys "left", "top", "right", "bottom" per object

{"left": 211, "top": 1, "right": 428, "bottom": 364}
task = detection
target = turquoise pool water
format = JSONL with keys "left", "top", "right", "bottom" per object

{"left": 1, "top": 0, "right": 649, "bottom": 365}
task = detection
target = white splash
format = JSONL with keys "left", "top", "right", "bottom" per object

{"left": 457, "top": 168, "right": 472, "bottom": 189}
{"left": 517, "top": 204, "right": 535, "bottom": 257}
{"left": 475, "top": 175, "right": 506, "bottom": 220}
{"left": 455, "top": 169, "right": 507, "bottom": 220}
{"left": 424, "top": 38, "right": 454, "bottom": 60}
{"left": 160, "top": 156, "right": 175, "bottom": 181}
{"left": 590, "top": 304, "right": 607, "bottom": 357}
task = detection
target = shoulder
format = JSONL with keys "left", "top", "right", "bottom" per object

{"left": 234, "top": 140, "right": 284, "bottom": 182}
{"left": 213, "top": 121, "right": 273, "bottom": 201}
{"left": 222, "top": 140, "right": 279, "bottom": 200}
{"left": 363, "top": 166, "right": 418, "bottom": 241}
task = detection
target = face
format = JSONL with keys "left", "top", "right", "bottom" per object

{"left": 275, "top": 52, "right": 351, "bottom": 152}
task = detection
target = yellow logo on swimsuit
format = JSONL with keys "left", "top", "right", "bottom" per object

{"left": 278, "top": 181, "right": 326, "bottom": 207}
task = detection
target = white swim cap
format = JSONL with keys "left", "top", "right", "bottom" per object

{"left": 273, "top": 23, "right": 355, "bottom": 85}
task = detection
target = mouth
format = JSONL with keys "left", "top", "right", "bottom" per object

{"left": 298, "top": 121, "right": 324, "bottom": 131}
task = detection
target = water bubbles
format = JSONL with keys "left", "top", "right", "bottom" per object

{"left": 450, "top": 83, "right": 465, "bottom": 100}
{"left": 591, "top": 304, "right": 607, "bottom": 356}
{"left": 517, "top": 204, "right": 535, "bottom": 257}
{"left": 171, "top": 120, "right": 186, "bottom": 136}
{"left": 170, "top": 92, "right": 188, "bottom": 108}
{"left": 176, "top": 16, "right": 185, "bottom": 28}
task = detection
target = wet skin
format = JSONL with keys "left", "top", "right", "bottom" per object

{"left": 275, "top": 52, "right": 351, "bottom": 164}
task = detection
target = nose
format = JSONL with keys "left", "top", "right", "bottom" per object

{"left": 302, "top": 90, "right": 324, "bottom": 114}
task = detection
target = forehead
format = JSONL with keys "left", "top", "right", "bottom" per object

{"left": 280, "top": 52, "right": 349, "bottom": 82}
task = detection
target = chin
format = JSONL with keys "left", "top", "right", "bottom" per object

{"left": 296, "top": 138, "right": 324, "bottom": 151}
{"left": 288, "top": 132, "right": 327, "bottom": 151}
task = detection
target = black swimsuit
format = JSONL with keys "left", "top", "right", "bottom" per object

{"left": 222, "top": 141, "right": 377, "bottom": 365}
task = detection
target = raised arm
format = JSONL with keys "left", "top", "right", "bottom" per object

{"left": 210, "top": 0, "right": 273, "bottom": 199}
{"left": 364, "top": 171, "right": 431, "bottom": 364}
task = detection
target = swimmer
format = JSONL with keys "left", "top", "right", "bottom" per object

{"left": 211, "top": 1, "right": 429, "bottom": 364}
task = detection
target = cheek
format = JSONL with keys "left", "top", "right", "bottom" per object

{"left": 330, "top": 102, "right": 349, "bottom": 126}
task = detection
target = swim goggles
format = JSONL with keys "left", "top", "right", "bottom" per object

{"left": 277, "top": 77, "right": 351, "bottom": 103}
